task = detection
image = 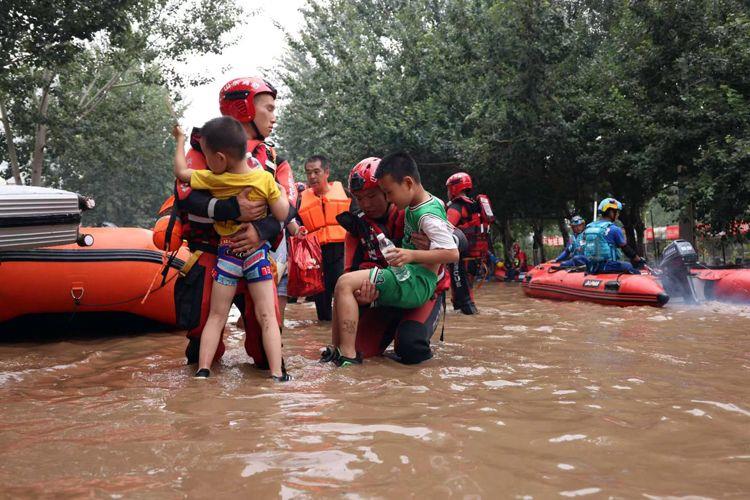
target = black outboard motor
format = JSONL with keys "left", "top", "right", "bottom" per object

{"left": 659, "top": 239, "right": 699, "bottom": 303}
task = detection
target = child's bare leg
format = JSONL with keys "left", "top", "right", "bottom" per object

{"left": 331, "top": 294, "right": 340, "bottom": 348}
{"left": 247, "top": 279, "right": 283, "bottom": 377}
{"left": 198, "top": 282, "right": 236, "bottom": 370}
{"left": 333, "top": 270, "right": 371, "bottom": 358}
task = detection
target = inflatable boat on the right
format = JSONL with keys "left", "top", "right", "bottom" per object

{"left": 522, "top": 240, "right": 750, "bottom": 307}
{"left": 692, "top": 268, "right": 750, "bottom": 303}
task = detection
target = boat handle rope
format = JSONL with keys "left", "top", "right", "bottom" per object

{"left": 474, "top": 259, "right": 491, "bottom": 290}
{"left": 71, "top": 287, "right": 85, "bottom": 305}
{"left": 69, "top": 272, "right": 178, "bottom": 308}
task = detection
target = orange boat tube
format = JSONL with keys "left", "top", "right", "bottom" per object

{"left": 0, "top": 227, "right": 189, "bottom": 325}
{"left": 693, "top": 268, "right": 750, "bottom": 303}
{"left": 522, "top": 262, "right": 669, "bottom": 307}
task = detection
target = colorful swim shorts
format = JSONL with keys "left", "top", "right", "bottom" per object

{"left": 213, "top": 240, "right": 273, "bottom": 287}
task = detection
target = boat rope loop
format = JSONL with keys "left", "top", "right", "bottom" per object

{"left": 68, "top": 272, "right": 178, "bottom": 309}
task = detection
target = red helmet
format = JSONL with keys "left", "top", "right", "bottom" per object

{"left": 348, "top": 157, "right": 381, "bottom": 192}
{"left": 219, "top": 77, "right": 277, "bottom": 123}
{"left": 446, "top": 172, "right": 473, "bottom": 199}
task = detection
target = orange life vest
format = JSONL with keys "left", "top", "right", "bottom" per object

{"left": 298, "top": 182, "right": 350, "bottom": 244}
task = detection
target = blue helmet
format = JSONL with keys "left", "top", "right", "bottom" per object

{"left": 570, "top": 215, "right": 585, "bottom": 226}
{"left": 598, "top": 198, "right": 623, "bottom": 214}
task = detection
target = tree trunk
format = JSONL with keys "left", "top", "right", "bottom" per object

{"left": 677, "top": 164, "right": 696, "bottom": 248}
{"left": 502, "top": 216, "right": 514, "bottom": 263}
{"left": 633, "top": 210, "right": 646, "bottom": 257}
{"left": 0, "top": 99, "right": 22, "bottom": 184}
{"left": 532, "top": 220, "right": 546, "bottom": 264}
{"left": 557, "top": 217, "right": 570, "bottom": 247}
{"left": 621, "top": 208, "right": 636, "bottom": 254}
{"left": 678, "top": 200, "right": 696, "bottom": 249}
{"left": 30, "top": 70, "right": 54, "bottom": 186}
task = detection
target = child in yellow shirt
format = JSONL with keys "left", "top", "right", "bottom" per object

{"left": 172, "top": 116, "right": 289, "bottom": 381}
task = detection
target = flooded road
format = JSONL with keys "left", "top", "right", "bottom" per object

{"left": 1, "top": 284, "right": 749, "bottom": 498}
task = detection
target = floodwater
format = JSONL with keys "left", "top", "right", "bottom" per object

{"left": 1, "top": 285, "right": 749, "bottom": 498}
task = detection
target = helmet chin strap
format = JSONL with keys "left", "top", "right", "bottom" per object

{"left": 250, "top": 121, "right": 264, "bottom": 141}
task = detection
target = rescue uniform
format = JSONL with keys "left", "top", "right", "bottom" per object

{"left": 446, "top": 195, "right": 489, "bottom": 310}
{"left": 582, "top": 220, "right": 639, "bottom": 274}
{"left": 247, "top": 140, "right": 297, "bottom": 298}
{"left": 298, "top": 182, "right": 350, "bottom": 320}
{"left": 555, "top": 232, "right": 587, "bottom": 268}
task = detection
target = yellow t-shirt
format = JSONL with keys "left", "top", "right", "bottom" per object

{"left": 190, "top": 169, "right": 282, "bottom": 236}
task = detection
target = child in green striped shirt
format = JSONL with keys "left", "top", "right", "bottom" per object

{"left": 328, "top": 152, "right": 459, "bottom": 366}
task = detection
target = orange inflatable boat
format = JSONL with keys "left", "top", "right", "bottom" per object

{"left": 693, "top": 268, "right": 750, "bottom": 303}
{"left": 0, "top": 227, "right": 189, "bottom": 325}
{"left": 522, "top": 262, "right": 669, "bottom": 307}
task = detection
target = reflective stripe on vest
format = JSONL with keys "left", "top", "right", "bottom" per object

{"left": 298, "top": 182, "right": 350, "bottom": 244}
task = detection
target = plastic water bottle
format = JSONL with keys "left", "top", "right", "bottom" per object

{"left": 376, "top": 233, "right": 411, "bottom": 281}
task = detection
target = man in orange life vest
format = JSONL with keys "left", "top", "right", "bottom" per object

{"left": 297, "top": 156, "right": 351, "bottom": 321}
{"left": 328, "top": 157, "right": 453, "bottom": 363}
{"left": 168, "top": 76, "right": 297, "bottom": 367}
{"left": 445, "top": 172, "right": 495, "bottom": 315}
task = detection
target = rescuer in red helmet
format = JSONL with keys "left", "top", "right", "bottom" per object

{"left": 159, "top": 76, "right": 297, "bottom": 372}
{"left": 445, "top": 172, "right": 495, "bottom": 315}
{"left": 218, "top": 77, "right": 300, "bottom": 323}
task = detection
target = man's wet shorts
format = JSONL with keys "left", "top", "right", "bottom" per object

{"left": 213, "top": 239, "right": 273, "bottom": 287}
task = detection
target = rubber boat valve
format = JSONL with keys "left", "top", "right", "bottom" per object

{"left": 77, "top": 233, "right": 94, "bottom": 247}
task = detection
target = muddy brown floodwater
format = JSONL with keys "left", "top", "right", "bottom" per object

{"left": 1, "top": 284, "right": 749, "bottom": 498}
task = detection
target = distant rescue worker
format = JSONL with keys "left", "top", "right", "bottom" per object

{"left": 445, "top": 172, "right": 495, "bottom": 315}
{"left": 554, "top": 215, "right": 587, "bottom": 267}
{"left": 582, "top": 198, "right": 644, "bottom": 274}
{"left": 505, "top": 242, "right": 528, "bottom": 281}
{"left": 298, "top": 155, "right": 351, "bottom": 320}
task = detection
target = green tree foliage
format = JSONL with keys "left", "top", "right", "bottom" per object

{"left": 1, "top": 0, "right": 137, "bottom": 72}
{"left": 277, "top": 0, "right": 750, "bottom": 252}
{"left": 47, "top": 65, "right": 176, "bottom": 227}
{"left": 1, "top": 0, "right": 244, "bottom": 226}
